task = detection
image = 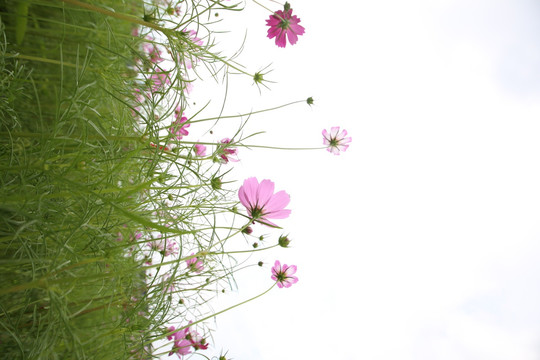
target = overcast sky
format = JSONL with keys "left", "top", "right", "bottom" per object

{"left": 176, "top": 0, "right": 540, "bottom": 359}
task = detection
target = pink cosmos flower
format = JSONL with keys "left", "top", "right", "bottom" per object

{"left": 148, "top": 238, "right": 178, "bottom": 256}
{"left": 161, "top": 272, "right": 177, "bottom": 293}
{"left": 184, "top": 323, "right": 209, "bottom": 350}
{"left": 170, "top": 112, "right": 190, "bottom": 140}
{"left": 217, "top": 138, "right": 239, "bottom": 163}
{"left": 150, "top": 72, "right": 171, "bottom": 92}
{"left": 271, "top": 260, "right": 298, "bottom": 288}
{"left": 238, "top": 177, "right": 291, "bottom": 227}
{"left": 186, "top": 253, "right": 204, "bottom": 273}
{"left": 167, "top": 326, "right": 192, "bottom": 357}
{"left": 322, "top": 127, "right": 352, "bottom": 155}
{"left": 167, "top": 323, "right": 209, "bottom": 358}
{"left": 194, "top": 143, "right": 206, "bottom": 157}
{"left": 266, "top": 2, "right": 305, "bottom": 48}
{"left": 142, "top": 39, "right": 163, "bottom": 63}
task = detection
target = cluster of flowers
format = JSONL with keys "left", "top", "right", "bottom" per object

{"left": 238, "top": 177, "right": 299, "bottom": 288}
{"left": 128, "top": 1, "right": 353, "bottom": 358}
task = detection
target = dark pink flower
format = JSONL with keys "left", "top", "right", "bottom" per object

{"left": 238, "top": 177, "right": 291, "bottom": 227}
{"left": 170, "top": 112, "right": 190, "bottom": 140}
{"left": 322, "top": 127, "right": 352, "bottom": 155}
{"left": 266, "top": 3, "right": 305, "bottom": 48}
{"left": 271, "top": 260, "right": 298, "bottom": 288}
{"left": 217, "top": 138, "right": 239, "bottom": 163}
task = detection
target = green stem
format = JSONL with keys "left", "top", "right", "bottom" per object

{"left": 189, "top": 99, "right": 306, "bottom": 124}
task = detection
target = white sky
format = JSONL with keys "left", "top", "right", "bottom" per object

{"left": 178, "top": 0, "right": 540, "bottom": 359}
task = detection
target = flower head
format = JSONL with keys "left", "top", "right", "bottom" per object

{"left": 271, "top": 260, "right": 298, "bottom": 288}
{"left": 278, "top": 235, "right": 291, "bottom": 248}
{"left": 194, "top": 143, "right": 206, "bottom": 157}
{"left": 167, "top": 326, "right": 192, "bottom": 357}
{"left": 322, "top": 127, "right": 352, "bottom": 155}
{"left": 238, "top": 177, "right": 291, "bottom": 227}
{"left": 170, "top": 111, "right": 190, "bottom": 140}
{"left": 186, "top": 253, "right": 204, "bottom": 273}
{"left": 266, "top": 3, "right": 305, "bottom": 48}
{"left": 216, "top": 138, "right": 239, "bottom": 163}
{"left": 149, "top": 71, "right": 171, "bottom": 92}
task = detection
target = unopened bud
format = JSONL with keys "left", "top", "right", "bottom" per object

{"left": 211, "top": 177, "right": 222, "bottom": 190}
{"left": 278, "top": 235, "right": 291, "bottom": 248}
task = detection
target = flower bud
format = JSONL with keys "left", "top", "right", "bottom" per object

{"left": 306, "top": 97, "right": 314, "bottom": 106}
{"left": 242, "top": 226, "right": 253, "bottom": 235}
{"left": 211, "top": 177, "right": 222, "bottom": 190}
{"left": 258, "top": 261, "right": 264, "bottom": 267}
{"left": 252, "top": 242, "right": 258, "bottom": 248}
{"left": 278, "top": 235, "right": 291, "bottom": 248}
{"left": 253, "top": 72, "right": 264, "bottom": 84}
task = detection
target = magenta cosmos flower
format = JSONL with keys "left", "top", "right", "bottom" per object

{"left": 170, "top": 108, "right": 190, "bottom": 140}
{"left": 271, "top": 260, "right": 298, "bottom": 288}
{"left": 167, "top": 326, "right": 192, "bottom": 357}
{"left": 322, "top": 127, "right": 352, "bottom": 155}
{"left": 217, "top": 138, "right": 239, "bottom": 163}
{"left": 266, "top": 2, "right": 305, "bottom": 48}
{"left": 238, "top": 177, "right": 291, "bottom": 227}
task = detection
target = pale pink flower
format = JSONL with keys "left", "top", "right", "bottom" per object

{"left": 184, "top": 29, "right": 204, "bottom": 46}
{"left": 322, "top": 127, "right": 352, "bottom": 155}
{"left": 217, "top": 138, "right": 238, "bottom": 163}
{"left": 149, "top": 72, "right": 171, "bottom": 92}
{"left": 161, "top": 272, "right": 177, "bottom": 293}
{"left": 147, "top": 239, "right": 178, "bottom": 256}
{"left": 184, "top": 322, "right": 209, "bottom": 350}
{"left": 164, "top": 239, "right": 179, "bottom": 256}
{"left": 266, "top": 3, "right": 305, "bottom": 48}
{"left": 271, "top": 260, "right": 298, "bottom": 288}
{"left": 147, "top": 240, "right": 164, "bottom": 252}
{"left": 238, "top": 177, "right": 291, "bottom": 227}
{"left": 194, "top": 143, "right": 206, "bottom": 157}
{"left": 170, "top": 113, "right": 190, "bottom": 140}
{"left": 186, "top": 253, "right": 204, "bottom": 273}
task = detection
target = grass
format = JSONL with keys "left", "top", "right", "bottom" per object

{"left": 0, "top": 0, "right": 306, "bottom": 358}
